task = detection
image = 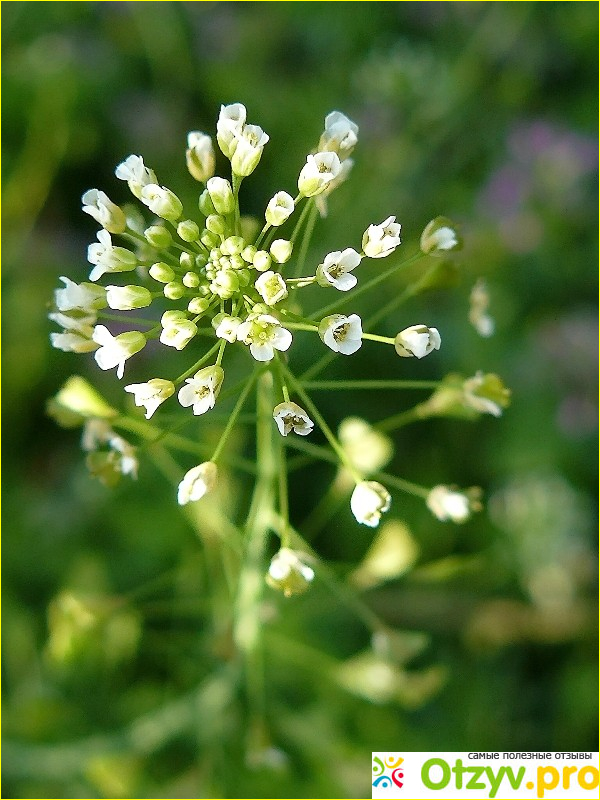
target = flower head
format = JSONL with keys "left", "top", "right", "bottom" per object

{"left": 362, "top": 216, "right": 402, "bottom": 259}
{"left": 140, "top": 184, "right": 183, "bottom": 222}
{"left": 186, "top": 132, "right": 215, "bottom": 182}
{"left": 318, "top": 313, "right": 362, "bottom": 355}
{"left": 81, "top": 190, "right": 126, "bottom": 234}
{"left": 236, "top": 314, "right": 292, "bottom": 362}
{"left": 124, "top": 379, "right": 175, "bottom": 419}
{"left": 318, "top": 111, "right": 358, "bottom": 160}
{"left": 316, "top": 248, "right": 361, "bottom": 291}
{"left": 266, "top": 548, "right": 315, "bottom": 597}
{"left": 255, "top": 271, "right": 288, "bottom": 306}
{"left": 231, "top": 123, "right": 269, "bottom": 176}
{"left": 265, "top": 191, "right": 295, "bottom": 227}
{"left": 54, "top": 277, "right": 107, "bottom": 313}
{"left": 115, "top": 154, "right": 157, "bottom": 199}
{"left": 87, "top": 230, "right": 137, "bottom": 282}
{"left": 177, "top": 461, "right": 218, "bottom": 505}
{"left": 350, "top": 481, "right": 391, "bottom": 527}
{"left": 426, "top": 485, "right": 482, "bottom": 523}
{"left": 394, "top": 325, "right": 441, "bottom": 359}
{"left": 463, "top": 372, "right": 511, "bottom": 417}
{"left": 298, "top": 152, "right": 342, "bottom": 197}
{"left": 91, "top": 325, "right": 146, "bottom": 379}
{"left": 177, "top": 365, "right": 224, "bottom": 416}
{"left": 420, "top": 216, "right": 462, "bottom": 255}
{"left": 273, "top": 402, "right": 314, "bottom": 437}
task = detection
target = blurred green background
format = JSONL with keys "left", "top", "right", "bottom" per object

{"left": 2, "top": 2, "right": 597, "bottom": 798}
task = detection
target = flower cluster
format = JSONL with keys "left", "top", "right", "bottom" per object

{"left": 49, "top": 102, "right": 509, "bottom": 597}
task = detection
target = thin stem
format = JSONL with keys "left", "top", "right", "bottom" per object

{"left": 210, "top": 370, "right": 259, "bottom": 462}
{"left": 285, "top": 322, "right": 318, "bottom": 333}
{"left": 289, "top": 195, "right": 310, "bottom": 246}
{"left": 97, "top": 312, "right": 157, "bottom": 327}
{"left": 295, "top": 200, "right": 318, "bottom": 277}
{"left": 277, "top": 440, "right": 290, "bottom": 548}
{"left": 362, "top": 332, "right": 395, "bottom": 345}
{"left": 308, "top": 250, "right": 424, "bottom": 320}
{"left": 232, "top": 172, "right": 243, "bottom": 236}
{"left": 215, "top": 338, "right": 227, "bottom": 367}
{"left": 174, "top": 341, "right": 221, "bottom": 385}
{"left": 375, "top": 407, "right": 425, "bottom": 433}
{"left": 280, "top": 362, "right": 361, "bottom": 483}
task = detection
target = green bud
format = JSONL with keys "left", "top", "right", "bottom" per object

{"left": 164, "top": 281, "right": 186, "bottom": 300}
{"left": 210, "top": 269, "right": 240, "bottom": 298}
{"left": 144, "top": 225, "right": 172, "bottom": 249}
{"left": 205, "top": 215, "right": 226, "bottom": 236}
{"left": 238, "top": 268, "right": 251, "bottom": 287}
{"left": 253, "top": 250, "right": 272, "bottom": 272}
{"left": 198, "top": 189, "right": 216, "bottom": 216}
{"left": 177, "top": 219, "right": 200, "bottom": 242}
{"left": 221, "top": 236, "right": 245, "bottom": 256}
{"left": 241, "top": 245, "right": 257, "bottom": 263}
{"left": 106, "top": 285, "right": 153, "bottom": 310}
{"left": 149, "top": 262, "right": 175, "bottom": 283}
{"left": 201, "top": 230, "right": 220, "bottom": 249}
{"left": 270, "top": 239, "right": 293, "bottom": 264}
{"left": 195, "top": 253, "right": 208, "bottom": 268}
{"left": 188, "top": 296, "right": 211, "bottom": 314}
{"left": 182, "top": 271, "right": 200, "bottom": 288}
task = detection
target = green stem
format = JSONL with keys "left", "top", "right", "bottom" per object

{"left": 97, "top": 312, "right": 157, "bottom": 327}
{"left": 375, "top": 407, "right": 425, "bottom": 432}
{"left": 215, "top": 338, "right": 227, "bottom": 367}
{"left": 232, "top": 173, "right": 243, "bottom": 236}
{"left": 174, "top": 341, "right": 221, "bottom": 385}
{"left": 210, "top": 371, "right": 259, "bottom": 463}
{"left": 362, "top": 332, "right": 395, "bottom": 345}
{"left": 295, "top": 200, "right": 318, "bottom": 277}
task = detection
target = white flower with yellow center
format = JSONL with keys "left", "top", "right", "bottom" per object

{"left": 159, "top": 312, "right": 198, "bottom": 350}
{"left": 231, "top": 123, "right": 269, "bottom": 176}
{"left": 350, "top": 481, "right": 391, "bottom": 528}
{"left": 124, "top": 379, "right": 175, "bottom": 419}
{"left": 298, "top": 152, "right": 342, "bottom": 197}
{"left": 273, "top": 402, "right": 314, "bottom": 437}
{"left": 91, "top": 325, "right": 146, "bottom": 380}
{"left": 115, "top": 154, "right": 157, "bottom": 199}
{"left": 316, "top": 248, "right": 361, "bottom": 291}
{"left": 177, "top": 365, "right": 224, "bottom": 416}
{"left": 394, "top": 325, "right": 441, "bottom": 359}
{"left": 236, "top": 314, "right": 292, "bottom": 362}
{"left": 265, "top": 191, "right": 295, "bottom": 226}
{"left": 362, "top": 215, "right": 402, "bottom": 258}
{"left": 177, "top": 461, "right": 218, "bottom": 505}
{"left": 214, "top": 314, "right": 242, "bottom": 343}
{"left": 318, "top": 313, "right": 362, "bottom": 355}
{"left": 255, "top": 271, "right": 288, "bottom": 306}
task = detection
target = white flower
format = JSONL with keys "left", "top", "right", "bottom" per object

{"left": 186, "top": 131, "right": 215, "bottom": 182}
{"left": 91, "top": 325, "right": 146, "bottom": 379}
{"left": 318, "top": 313, "right": 362, "bottom": 355}
{"left": 206, "top": 177, "right": 235, "bottom": 215}
{"left": 420, "top": 216, "right": 462, "bottom": 255}
{"left": 124, "top": 378, "right": 175, "bottom": 419}
{"left": 298, "top": 151, "right": 342, "bottom": 197}
{"left": 177, "top": 461, "right": 218, "bottom": 505}
{"left": 314, "top": 158, "right": 354, "bottom": 218}
{"left": 50, "top": 332, "right": 98, "bottom": 353}
{"left": 48, "top": 311, "right": 96, "bottom": 337}
{"left": 87, "top": 230, "right": 137, "bottom": 282}
{"left": 463, "top": 372, "right": 511, "bottom": 417}
{"left": 55, "top": 277, "right": 106, "bottom": 313}
{"left": 177, "top": 365, "right": 224, "bottom": 416}
{"left": 216, "top": 102, "right": 247, "bottom": 158}
{"left": 362, "top": 215, "right": 402, "bottom": 259}
{"left": 338, "top": 417, "right": 393, "bottom": 475}
{"left": 214, "top": 314, "right": 242, "bottom": 343}
{"left": 140, "top": 184, "right": 183, "bottom": 221}
{"left": 318, "top": 110, "right": 358, "bottom": 160}
{"left": 255, "top": 271, "right": 288, "bottom": 306}
{"left": 265, "top": 191, "right": 295, "bottom": 226}
{"left": 231, "top": 123, "right": 269, "bottom": 176}
{"left": 469, "top": 279, "right": 495, "bottom": 337}
{"left": 108, "top": 435, "right": 138, "bottom": 478}
{"left": 266, "top": 548, "right": 315, "bottom": 597}
{"left": 81, "top": 189, "right": 126, "bottom": 234}
{"left": 82, "top": 419, "right": 114, "bottom": 451}
{"left": 350, "top": 481, "right": 391, "bottom": 528}
{"left": 394, "top": 325, "right": 441, "bottom": 359}
{"left": 115, "top": 154, "right": 157, "bottom": 199}
{"left": 159, "top": 312, "right": 198, "bottom": 350}
{"left": 316, "top": 248, "right": 361, "bottom": 291}
{"left": 106, "top": 285, "right": 152, "bottom": 310}
{"left": 273, "top": 402, "right": 314, "bottom": 437}
{"left": 426, "top": 485, "right": 472, "bottom": 523}
{"left": 236, "top": 314, "right": 292, "bottom": 362}
{"left": 269, "top": 239, "right": 293, "bottom": 264}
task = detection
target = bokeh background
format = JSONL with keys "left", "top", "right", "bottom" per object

{"left": 2, "top": 2, "right": 598, "bottom": 798}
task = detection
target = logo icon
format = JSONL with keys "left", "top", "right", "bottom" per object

{"left": 372, "top": 754, "right": 404, "bottom": 789}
